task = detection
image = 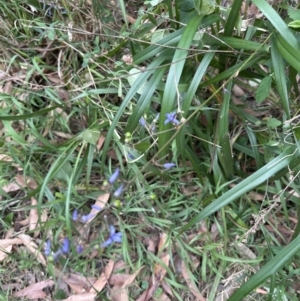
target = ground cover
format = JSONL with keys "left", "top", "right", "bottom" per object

{"left": 1, "top": 0, "right": 300, "bottom": 300}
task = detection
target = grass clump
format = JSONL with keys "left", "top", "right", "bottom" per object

{"left": 1, "top": 0, "right": 300, "bottom": 300}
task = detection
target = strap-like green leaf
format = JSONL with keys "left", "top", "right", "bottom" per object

{"left": 179, "top": 145, "right": 299, "bottom": 233}
{"left": 228, "top": 235, "right": 300, "bottom": 301}
{"left": 158, "top": 15, "right": 204, "bottom": 158}
{"left": 252, "top": 0, "right": 300, "bottom": 50}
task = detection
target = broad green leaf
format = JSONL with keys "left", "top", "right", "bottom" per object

{"left": 288, "top": 20, "right": 300, "bottom": 29}
{"left": 127, "top": 68, "right": 148, "bottom": 95}
{"left": 267, "top": 118, "right": 282, "bottom": 129}
{"left": 178, "top": 0, "right": 195, "bottom": 11}
{"left": 82, "top": 129, "right": 100, "bottom": 145}
{"left": 255, "top": 76, "right": 272, "bottom": 103}
{"left": 194, "top": 0, "right": 215, "bottom": 15}
{"left": 287, "top": 8, "right": 300, "bottom": 21}
{"left": 135, "top": 141, "right": 151, "bottom": 152}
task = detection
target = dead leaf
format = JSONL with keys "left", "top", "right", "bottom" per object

{"left": 96, "top": 135, "right": 105, "bottom": 151}
{"left": 86, "top": 193, "right": 110, "bottom": 224}
{"left": 15, "top": 173, "right": 38, "bottom": 189}
{"left": 247, "top": 191, "right": 265, "bottom": 201}
{"left": 111, "top": 285, "right": 129, "bottom": 301}
{"left": 17, "top": 218, "right": 30, "bottom": 226}
{"left": 53, "top": 131, "right": 74, "bottom": 139}
{"left": 13, "top": 279, "right": 54, "bottom": 298}
{"left": 210, "top": 223, "right": 219, "bottom": 241}
{"left": 29, "top": 197, "right": 38, "bottom": 232}
{"left": 0, "top": 245, "right": 12, "bottom": 261}
{"left": 126, "top": 14, "right": 136, "bottom": 24}
{"left": 157, "top": 233, "right": 168, "bottom": 253}
{"left": 161, "top": 280, "right": 173, "bottom": 297}
{"left": 63, "top": 275, "right": 91, "bottom": 294}
{"left": 110, "top": 285, "right": 129, "bottom": 301}
{"left": 62, "top": 292, "right": 97, "bottom": 301}
{"left": 17, "top": 234, "right": 47, "bottom": 266}
{"left": 0, "top": 238, "right": 23, "bottom": 261}
{"left": 2, "top": 181, "right": 21, "bottom": 193}
{"left": 5, "top": 228, "right": 14, "bottom": 239}
{"left": 0, "top": 238, "right": 23, "bottom": 246}
{"left": 181, "top": 261, "right": 206, "bottom": 301}
{"left": 0, "top": 154, "right": 13, "bottom": 161}
{"left": 3, "top": 80, "right": 12, "bottom": 94}
{"left": 109, "top": 274, "right": 131, "bottom": 286}
{"left": 255, "top": 288, "right": 268, "bottom": 294}
{"left": 113, "top": 260, "right": 128, "bottom": 272}
{"left": 154, "top": 254, "right": 169, "bottom": 283}
{"left": 122, "top": 266, "right": 143, "bottom": 288}
{"left": 90, "top": 259, "right": 114, "bottom": 293}
{"left": 136, "top": 283, "right": 159, "bottom": 301}
{"left": 233, "top": 242, "right": 257, "bottom": 260}
{"left": 68, "top": 273, "right": 96, "bottom": 288}
{"left": 157, "top": 292, "right": 172, "bottom": 301}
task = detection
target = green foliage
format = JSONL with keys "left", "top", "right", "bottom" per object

{"left": 1, "top": 0, "right": 300, "bottom": 299}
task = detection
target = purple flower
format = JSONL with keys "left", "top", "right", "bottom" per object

{"left": 61, "top": 238, "right": 70, "bottom": 254}
{"left": 109, "top": 168, "right": 120, "bottom": 184}
{"left": 76, "top": 245, "right": 84, "bottom": 254}
{"left": 139, "top": 117, "right": 146, "bottom": 127}
{"left": 163, "top": 162, "right": 176, "bottom": 169}
{"left": 101, "top": 225, "right": 122, "bottom": 248}
{"left": 128, "top": 153, "right": 135, "bottom": 160}
{"left": 44, "top": 240, "right": 51, "bottom": 256}
{"left": 72, "top": 209, "right": 78, "bottom": 221}
{"left": 91, "top": 205, "right": 102, "bottom": 211}
{"left": 53, "top": 249, "right": 63, "bottom": 261}
{"left": 114, "top": 184, "right": 124, "bottom": 197}
{"left": 164, "top": 112, "right": 180, "bottom": 125}
{"left": 81, "top": 213, "right": 95, "bottom": 223}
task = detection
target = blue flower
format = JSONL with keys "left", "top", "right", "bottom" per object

{"left": 109, "top": 168, "right": 120, "bottom": 184}
{"left": 61, "top": 238, "right": 70, "bottom": 254}
{"left": 163, "top": 162, "right": 176, "bottom": 169}
{"left": 91, "top": 205, "right": 102, "bottom": 211}
{"left": 101, "top": 225, "right": 122, "bottom": 248}
{"left": 44, "top": 240, "right": 51, "bottom": 256}
{"left": 81, "top": 213, "right": 95, "bottom": 223}
{"left": 72, "top": 209, "right": 78, "bottom": 221}
{"left": 76, "top": 245, "right": 84, "bottom": 254}
{"left": 114, "top": 184, "right": 124, "bottom": 197}
{"left": 164, "top": 112, "right": 180, "bottom": 125}
{"left": 139, "top": 117, "right": 146, "bottom": 127}
{"left": 128, "top": 153, "right": 135, "bottom": 160}
{"left": 53, "top": 249, "right": 63, "bottom": 261}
